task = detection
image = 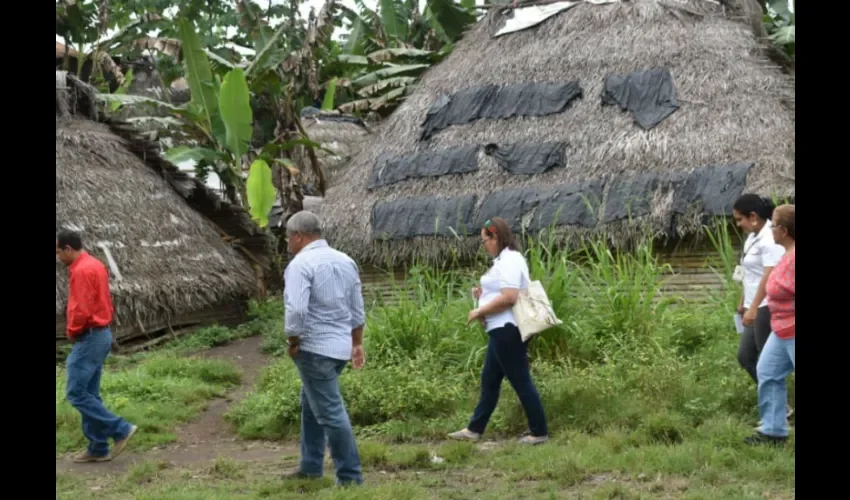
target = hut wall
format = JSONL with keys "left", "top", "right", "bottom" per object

{"left": 55, "top": 300, "right": 248, "bottom": 347}
{"left": 280, "top": 238, "right": 742, "bottom": 309}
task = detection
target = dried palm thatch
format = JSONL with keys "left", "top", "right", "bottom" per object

{"left": 321, "top": 0, "right": 794, "bottom": 266}
{"left": 56, "top": 71, "right": 275, "bottom": 343}
{"left": 293, "top": 109, "right": 371, "bottom": 190}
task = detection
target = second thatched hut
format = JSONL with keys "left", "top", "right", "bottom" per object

{"left": 320, "top": 0, "right": 794, "bottom": 299}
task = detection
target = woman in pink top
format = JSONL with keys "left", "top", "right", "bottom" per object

{"left": 746, "top": 204, "right": 795, "bottom": 446}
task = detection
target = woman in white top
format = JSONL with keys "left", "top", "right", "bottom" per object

{"left": 448, "top": 218, "right": 549, "bottom": 445}
{"left": 732, "top": 195, "right": 785, "bottom": 385}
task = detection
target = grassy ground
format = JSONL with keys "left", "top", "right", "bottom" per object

{"left": 55, "top": 303, "right": 274, "bottom": 455}
{"left": 56, "top": 434, "right": 794, "bottom": 499}
{"left": 56, "top": 227, "right": 794, "bottom": 498}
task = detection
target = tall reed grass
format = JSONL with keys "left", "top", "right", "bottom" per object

{"left": 230, "top": 222, "right": 788, "bottom": 442}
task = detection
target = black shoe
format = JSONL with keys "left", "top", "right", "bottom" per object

{"left": 744, "top": 432, "right": 788, "bottom": 447}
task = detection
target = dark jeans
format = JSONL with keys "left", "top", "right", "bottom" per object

{"left": 65, "top": 327, "right": 133, "bottom": 457}
{"left": 738, "top": 305, "right": 772, "bottom": 384}
{"left": 468, "top": 324, "right": 548, "bottom": 437}
{"left": 293, "top": 350, "right": 362, "bottom": 485}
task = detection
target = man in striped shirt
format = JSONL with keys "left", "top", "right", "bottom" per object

{"left": 283, "top": 211, "right": 365, "bottom": 486}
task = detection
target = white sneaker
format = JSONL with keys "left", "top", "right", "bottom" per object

{"left": 519, "top": 434, "right": 549, "bottom": 445}
{"left": 448, "top": 428, "right": 481, "bottom": 441}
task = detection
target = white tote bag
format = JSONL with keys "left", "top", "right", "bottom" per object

{"left": 512, "top": 273, "right": 563, "bottom": 342}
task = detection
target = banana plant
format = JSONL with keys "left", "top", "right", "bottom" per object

{"left": 764, "top": 0, "right": 794, "bottom": 58}
{"left": 99, "top": 7, "right": 340, "bottom": 227}
{"left": 330, "top": 0, "right": 478, "bottom": 116}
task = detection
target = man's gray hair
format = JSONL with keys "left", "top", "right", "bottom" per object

{"left": 286, "top": 211, "right": 323, "bottom": 235}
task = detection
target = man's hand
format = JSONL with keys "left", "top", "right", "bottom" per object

{"left": 288, "top": 339, "right": 299, "bottom": 359}
{"left": 742, "top": 307, "right": 757, "bottom": 327}
{"left": 472, "top": 286, "right": 482, "bottom": 301}
{"left": 352, "top": 345, "right": 365, "bottom": 369}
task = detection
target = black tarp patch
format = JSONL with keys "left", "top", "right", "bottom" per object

{"left": 602, "top": 173, "right": 663, "bottom": 222}
{"left": 369, "top": 146, "right": 480, "bottom": 188}
{"left": 371, "top": 195, "right": 478, "bottom": 240}
{"left": 478, "top": 180, "right": 604, "bottom": 232}
{"left": 483, "top": 142, "right": 568, "bottom": 175}
{"left": 421, "top": 82, "right": 583, "bottom": 140}
{"left": 603, "top": 163, "right": 752, "bottom": 222}
{"left": 601, "top": 68, "right": 679, "bottom": 130}
{"left": 671, "top": 162, "right": 752, "bottom": 216}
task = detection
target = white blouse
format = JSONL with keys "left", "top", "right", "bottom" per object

{"left": 741, "top": 220, "right": 785, "bottom": 309}
{"left": 478, "top": 248, "right": 529, "bottom": 332}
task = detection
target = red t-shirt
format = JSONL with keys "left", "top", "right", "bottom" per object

{"left": 766, "top": 248, "right": 795, "bottom": 339}
{"left": 66, "top": 251, "right": 114, "bottom": 338}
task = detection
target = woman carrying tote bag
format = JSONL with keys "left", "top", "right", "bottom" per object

{"left": 449, "top": 217, "right": 550, "bottom": 445}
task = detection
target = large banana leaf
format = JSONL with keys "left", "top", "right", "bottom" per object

{"left": 246, "top": 159, "right": 277, "bottom": 228}
{"left": 343, "top": 16, "right": 367, "bottom": 54}
{"left": 124, "top": 116, "right": 186, "bottom": 130}
{"left": 351, "top": 64, "right": 429, "bottom": 88}
{"left": 218, "top": 68, "right": 253, "bottom": 158}
{"left": 164, "top": 146, "right": 226, "bottom": 165}
{"left": 338, "top": 54, "right": 370, "bottom": 66}
{"left": 177, "top": 18, "right": 218, "bottom": 134}
{"left": 245, "top": 20, "right": 290, "bottom": 78}
{"left": 378, "top": 0, "right": 407, "bottom": 41}
{"left": 96, "top": 93, "right": 186, "bottom": 112}
{"left": 368, "top": 47, "right": 433, "bottom": 62}
{"left": 323, "top": 78, "right": 338, "bottom": 110}
{"left": 426, "top": 0, "right": 476, "bottom": 42}
{"left": 357, "top": 76, "right": 416, "bottom": 97}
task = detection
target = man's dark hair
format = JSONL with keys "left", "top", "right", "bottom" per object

{"left": 57, "top": 229, "right": 83, "bottom": 251}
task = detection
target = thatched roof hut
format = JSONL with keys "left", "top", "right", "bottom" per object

{"left": 56, "top": 71, "right": 275, "bottom": 348}
{"left": 320, "top": 0, "right": 795, "bottom": 266}
{"left": 295, "top": 107, "right": 371, "bottom": 191}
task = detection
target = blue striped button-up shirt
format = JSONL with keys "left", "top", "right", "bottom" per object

{"left": 284, "top": 239, "right": 366, "bottom": 361}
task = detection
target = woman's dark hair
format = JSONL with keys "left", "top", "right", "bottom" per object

{"left": 482, "top": 217, "right": 518, "bottom": 252}
{"left": 773, "top": 204, "right": 795, "bottom": 240}
{"left": 733, "top": 194, "right": 775, "bottom": 220}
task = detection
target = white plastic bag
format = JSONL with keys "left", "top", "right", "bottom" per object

{"left": 512, "top": 279, "right": 563, "bottom": 342}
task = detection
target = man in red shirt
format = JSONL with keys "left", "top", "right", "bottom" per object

{"left": 57, "top": 229, "right": 137, "bottom": 462}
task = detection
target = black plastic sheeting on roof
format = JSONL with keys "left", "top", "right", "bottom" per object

{"left": 369, "top": 163, "right": 752, "bottom": 240}
{"left": 603, "top": 163, "right": 752, "bottom": 222}
{"left": 369, "top": 146, "right": 480, "bottom": 189}
{"left": 421, "top": 82, "right": 583, "bottom": 140}
{"left": 371, "top": 195, "right": 478, "bottom": 240}
{"left": 483, "top": 142, "right": 568, "bottom": 175}
{"left": 601, "top": 68, "right": 679, "bottom": 130}
{"left": 478, "top": 180, "right": 604, "bottom": 232}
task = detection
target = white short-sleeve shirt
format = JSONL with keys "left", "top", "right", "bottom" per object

{"left": 742, "top": 220, "right": 785, "bottom": 308}
{"left": 478, "top": 248, "right": 529, "bottom": 332}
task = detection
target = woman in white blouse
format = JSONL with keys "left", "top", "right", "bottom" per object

{"left": 448, "top": 217, "right": 549, "bottom": 445}
{"left": 732, "top": 195, "right": 785, "bottom": 387}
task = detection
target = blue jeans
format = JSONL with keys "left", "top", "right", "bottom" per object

{"left": 468, "top": 324, "right": 548, "bottom": 437}
{"left": 293, "top": 350, "right": 362, "bottom": 485}
{"left": 65, "top": 327, "right": 133, "bottom": 457}
{"left": 757, "top": 332, "right": 795, "bottom": 437}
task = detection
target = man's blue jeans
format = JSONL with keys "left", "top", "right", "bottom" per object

{"left": 757, "top": 332, "right": 795, "bottom": 437}
{"left": 293, "top": 350, "right": 362, "bottom": 485}
{"left": 65, "top": 327, "right": 133, "bottom": 457}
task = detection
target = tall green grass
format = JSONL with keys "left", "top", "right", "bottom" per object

{"left": 230, "top": 225, "right": 792, "bottom": 443}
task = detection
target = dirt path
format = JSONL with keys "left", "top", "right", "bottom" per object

{"left": 56, "top": 335, "right": 300, "bottom": 475}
